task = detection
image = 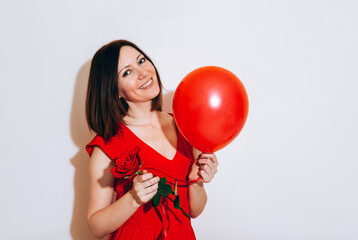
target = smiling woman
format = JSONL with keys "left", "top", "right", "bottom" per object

{"left": 84, "top": 40, "right": 218, "bottom": 240}
{"left": 117, "top": 46, "right": 160, "bottom": 104}
{"left": 86, "top": 40, "right": 163, "bottom": 141}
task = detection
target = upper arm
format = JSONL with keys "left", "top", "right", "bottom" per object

{"left": 87, "top": 146, "right": 116, "bottom": 221}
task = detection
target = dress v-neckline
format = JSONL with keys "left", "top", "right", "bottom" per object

{"left": 120, "top": 118, "right": 179, "bottom": 161}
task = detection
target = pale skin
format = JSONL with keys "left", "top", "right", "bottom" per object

{"left": 86, "top": 46, "right": 218, "bottom": 238}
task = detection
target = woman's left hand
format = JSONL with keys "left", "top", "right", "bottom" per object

{"left": 189, "top": 153, "right": 218, "bottom": 183}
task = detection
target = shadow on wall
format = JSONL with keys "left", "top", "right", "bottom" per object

{"left": 69, "top": 60, "right": 176, "bottom": 240}
{"left": 69, "top": 60, "right": 102, "bottom": 240}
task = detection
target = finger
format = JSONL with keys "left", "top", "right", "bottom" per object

{"left": 198, "top": 157, "right": 216, "bottom": 172}
{"left": 200, "top": 153, "right": 218, "bottom": 167}
{"left": 198, "top": 158, "right": 215, "bottom": 172}
{"left": 144, "top": 182, "right": 159, "bottom": 195}
{"left": 211, "top": 156, "right": 218, "bottom": 167}
{"left": 137, "top": 186, "right": 158, "bottom": 204}
{"left": 141, "top": 176, "right": 160, "bottom": 188}
{"left": 199, "top": 153, "right": 215, "bottom": 159}
{"left": 199, "top": 169, "right": 211, "bottom": 183}
{"left": 134, "top": 182, "right": 158, "bottom": 199}
{"left": 200, "top": 164, "right": 213, "bottom": 176}
{"left": 137, "top": 172, "right": 154, "bottom": 183}
{"left": 144, "top": 189, "right": 159, "bottom": 202}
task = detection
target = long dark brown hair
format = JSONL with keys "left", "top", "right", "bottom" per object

{"left": 86, "top": 40, "right": 163, "bottom": 141}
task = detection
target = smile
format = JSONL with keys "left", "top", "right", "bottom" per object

{"left": 138, "top": 78, "right": 153, "bottom": 89}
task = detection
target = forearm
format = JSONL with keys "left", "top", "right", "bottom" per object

{"left": 188, "top": 181, "right": 207, "bottom": 218}
{"left": 87, "top": 191, "right": 140, "bottom": 238}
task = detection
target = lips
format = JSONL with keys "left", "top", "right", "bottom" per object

{"left": 138, "top": 78, "right": 153, "bottom": 89}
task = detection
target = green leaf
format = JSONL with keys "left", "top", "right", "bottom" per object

{"left": 152, "top": 192, "right": 161, "bottom": 207}
{"left": 181, "top": 208, "right": 191, "bottom": 219}
{"left": 174, "top": 195, "right": 180, "bottom": 209}
{"left": 159, "top": 184, "right": 173, "bottom": 197}
{"left": 158, "top": 177, "right": 167, "bottom": 187}
{"left": 174, "top": 179, "right": 178, "bottom": 196}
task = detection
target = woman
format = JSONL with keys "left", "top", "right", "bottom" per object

{"left": 85, "top": 40, "right": 218, "bottom": 239}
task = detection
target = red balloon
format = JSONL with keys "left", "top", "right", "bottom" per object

{"left": 173, "top": 66, "right": 249, "bottom": 153}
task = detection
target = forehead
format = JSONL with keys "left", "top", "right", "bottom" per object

{"left": 118, "top": 46, "right": 141, "bottom": 66}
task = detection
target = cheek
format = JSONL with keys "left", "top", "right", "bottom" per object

{"left": 144, "top": 63, "right": 156, "bottom": 74}
{"left": 118, "top": 78, "right": 138, "bottom": 96}
{"left": 126, "top": 80, "right": 137, "bottom": 88}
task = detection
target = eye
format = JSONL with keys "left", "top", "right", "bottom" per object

{"left": 139, "top": 57, "right": 146, "bottom": 64}
{"left": 123, "top": 70, "right": 131, "bottom": 77}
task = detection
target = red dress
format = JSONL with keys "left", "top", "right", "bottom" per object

{"left": 86, "top": 118, "right": 196, "bottom": 240}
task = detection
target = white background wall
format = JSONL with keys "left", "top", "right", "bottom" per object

{"left": 1, "top": 0, "right": 357, "bottom": 239}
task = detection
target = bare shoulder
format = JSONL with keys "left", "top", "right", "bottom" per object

{"left": 158, "top": 111, "right": 175, "bottom": 126}
{"left": 158, "top": 111, "right": 172, "bottom": 119}
{"left": 91, "top": 147, "right": 114, "bottom": 167}
{"left": 89, "top": 147, "right": 115, "bottom": 186}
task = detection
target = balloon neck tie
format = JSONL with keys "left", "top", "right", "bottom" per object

{"left": 188, "top": 176, "right": 202, "bottom": 184}
{"left": 145, "top": 167, "right": 202, "bottom": 185}
{"left": 158, "top": 198, "right": 169, "bottom": 240}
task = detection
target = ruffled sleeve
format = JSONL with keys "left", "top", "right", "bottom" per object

{"left": 86, "top": 133, "right": 134, "bottom": 196}
{"left": 86, "top": 134, "right": 122, "bottom": 161}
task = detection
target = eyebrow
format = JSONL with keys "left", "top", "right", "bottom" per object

{"left": 118, "top": 54, "right": 143, "bottom": 74}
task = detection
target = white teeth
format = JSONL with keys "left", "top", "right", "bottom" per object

{"left": 139, "top": 78, "right": 153, "bottom": 89}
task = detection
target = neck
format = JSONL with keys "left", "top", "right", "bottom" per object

{"left": 124, "top": 101, "right": 160, "bottom": 126}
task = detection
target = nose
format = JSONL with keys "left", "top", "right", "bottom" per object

{"left": 137, "top": 67, "right": 147, "bottom": 80}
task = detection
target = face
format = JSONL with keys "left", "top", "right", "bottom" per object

{"left": 117, "top": 46, "right": 160, "bottom": 103}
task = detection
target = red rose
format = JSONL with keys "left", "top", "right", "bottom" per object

{"left": 110, "top": 146, "right": 142, "bottom": 179}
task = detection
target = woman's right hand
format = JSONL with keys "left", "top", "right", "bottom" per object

{"left": 130, "top": 170, "right": 160, "bottom": 206}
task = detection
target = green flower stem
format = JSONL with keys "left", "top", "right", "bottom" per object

{"left": 167, "top": 194, "right": 191, "bottom": 219}
{"left": 174, "top": 179, "right": 178, "bottom": 196}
